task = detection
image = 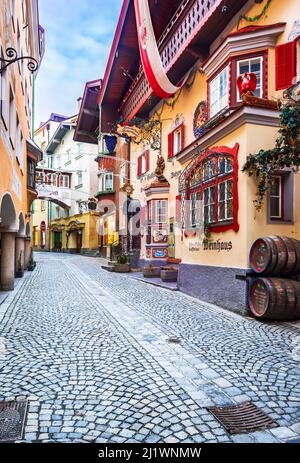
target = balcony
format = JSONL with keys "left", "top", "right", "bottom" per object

{"left": 101, "top": 0, "right": 249, "bottom": 130}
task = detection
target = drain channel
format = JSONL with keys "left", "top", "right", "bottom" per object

{"left": 207, "top": 401, "right": 278, "bottom": 435}
{"left": 0, "top": 400, "right": 28, "bottom": 442}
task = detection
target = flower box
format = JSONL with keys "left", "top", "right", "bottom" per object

{"left": 114, "top": 263, "right": 131, "bottom": 273}
{"left": 160, "top": 267, "right": 178, "bottom": 282}
{"left": 143, "top": 266, "right": 161, "bottom": 278}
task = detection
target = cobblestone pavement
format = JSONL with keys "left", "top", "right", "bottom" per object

{"left": 0, "top": 253, "right": 300, "bottom": 443}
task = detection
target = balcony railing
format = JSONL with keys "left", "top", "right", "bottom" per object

{"left": 119, "top": 0, "right": 220, "bottom": 120}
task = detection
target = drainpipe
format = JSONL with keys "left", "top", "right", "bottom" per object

{"left": 31, "top": 72, "right": 36, "bottom": 140}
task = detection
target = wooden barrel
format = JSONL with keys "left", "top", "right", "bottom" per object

{"left": 249, "top": 236, "right": 300, "bottom": 276}
{"left": 249, "top": 277, "right": 300, "bottom": 320}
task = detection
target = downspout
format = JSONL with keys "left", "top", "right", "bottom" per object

{"left": 31, "top": 72, "right": 36, "bottom": 140}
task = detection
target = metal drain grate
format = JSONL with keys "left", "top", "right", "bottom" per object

{"left": 0, "top": 401, "right": 28, "bottom": 442}
{"left": 207, "top": 401, "right": 278, "bottom": 435}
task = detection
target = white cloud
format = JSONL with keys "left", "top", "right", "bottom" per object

{"left": 35, "top": 0, "right": 123, "bottom": 126}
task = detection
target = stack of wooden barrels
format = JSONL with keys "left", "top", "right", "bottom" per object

{"left": 248, "top": 236, "right": 300, "bottom": 321}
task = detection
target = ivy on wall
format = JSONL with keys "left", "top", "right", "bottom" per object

{"left": 237, "top": 0, "right": 272, "bottom": 30}
{"left": 242, "top": 100, "right": 300, "bottom": 210}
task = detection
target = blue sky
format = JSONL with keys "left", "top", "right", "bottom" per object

{"left": 35, "top": 0, "right": 123, "bottom": 126}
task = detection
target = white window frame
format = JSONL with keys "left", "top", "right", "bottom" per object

{"left": 98, "top": 172, "right": 114, "bottom": 192}
{"left": 218, "top": 180, "right": 234, "bottom": 222}
{"left": 141, "top": 154, "right": 147, "bottom": 175}
{"left": 104, "top": 172, "right": 113, "bottom": 191}
{"left": 204, "top": 186, "right": 216, "bottom": 224}
{"left": 77, "top": 171, "right": 83, "bottom": 186}
{"left": 173, "top": 128, "right": 182, "bottom": 155}
{"left": 269, "top": 176, "right": 282, "bottom": 219}
{"left": 155, "top": 200, "right": 168, "bottom": 224}
{"left": 120, "top": 163, "right": 126, "bottom": 186}
{"left": 190, "top": 191, "right": 201, "bottom": 227}
{"left": 59, "top": 175, "right": 69, "bottom": 189}
{"left": 237, "top": 56, "right": 263, "bottom": 102}
{"left": 209, "top": 66, "right": 229, "bottom": 118}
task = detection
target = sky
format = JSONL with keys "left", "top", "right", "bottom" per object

{"left": 35, "top": 0, "right": 123, "bottom": 127}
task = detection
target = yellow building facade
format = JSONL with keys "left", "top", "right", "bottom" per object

{"left": 99, "top": 0, "right": 300, "bottom": 313}
{"left": 0, "top": 0, "right": 44, "bottom": 290}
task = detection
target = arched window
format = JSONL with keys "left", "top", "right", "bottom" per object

{"left": 179, "top": 144, "right": 239, "bottom": 234}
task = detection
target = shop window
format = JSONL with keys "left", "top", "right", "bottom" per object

{"left": 237, "top": 56, "right": 263, "bottom": 100}
{"left": 168, "top": 124, "right": 184, "bottom": 158}
{"left": 137, "top": 150, "right": 150, "bottom": 177}
{"left": 268, "top": 173, "right": 293, "bottom": 223}
{"left": 179, "top": 145, "right": 239, "bottom": 233}
{"left": 209, "top": 66, "right": 229, "bottom": 118}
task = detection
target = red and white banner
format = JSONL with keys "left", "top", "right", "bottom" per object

{"left": 134, "top": 0, "right": 186, "bottom": 99}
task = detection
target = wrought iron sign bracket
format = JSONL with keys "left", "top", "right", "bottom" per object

{"left": 0, "top": 47, "right": 38, "bottom": 75}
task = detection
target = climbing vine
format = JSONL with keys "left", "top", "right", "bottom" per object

{"left": 242, "top": 100, "right": 300, "bottom": 210}
{"left": 237, "top": 0, "right": 272, "bottom": 30}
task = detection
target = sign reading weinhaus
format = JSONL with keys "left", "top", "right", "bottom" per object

{"left": 189, "top": 240, "right": 233, "bottom": 252}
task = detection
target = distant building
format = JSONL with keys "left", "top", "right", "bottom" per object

{"left": 33, "top": 112, "right": 99, "bottom": 255}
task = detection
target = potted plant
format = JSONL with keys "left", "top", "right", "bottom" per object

{"left": 114, "top": 253, "right": 131, "bottom": 273}
{"left": 160, "top": 266, "right": 178, "bottom": 282}
{"left": 143, "top": 264, "right": 161, "bottom": 278}
{"left": 15, "top": 251, "right": 24, "bottom": 278}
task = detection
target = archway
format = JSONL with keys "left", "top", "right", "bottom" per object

{"left": 0, "top": 193, "right": 17, "bottom": 290}
{"left": 0, "top": 193, "right": 17, "bottom": 231}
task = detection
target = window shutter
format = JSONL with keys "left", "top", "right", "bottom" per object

{"left": 145, "top": 150, "right": 150, "bottom": 172}
{"left": 180, "top": 124, "right": 185, "bottom": 151}
{"left": 175, "top": 195, "right": 181, "bottom": 224}
{"left": 275, "top": 41, "right": 297, "bottom": 91}
{"left": 137, "top": 156, "right": 142, "bottom": 177}
{"left": 168, "top": 131, "right": 174, "bottom": 158}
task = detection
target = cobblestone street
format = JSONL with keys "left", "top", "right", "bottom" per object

{"left": 0, "top": 253, "right": 300, "bottom": 443}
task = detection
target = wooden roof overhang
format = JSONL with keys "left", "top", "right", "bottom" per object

{"left": 100, "top": 0, "right": 250, "bottom": 132}
{"left": 74, "top": 79, "right": 101, "bottom": 144}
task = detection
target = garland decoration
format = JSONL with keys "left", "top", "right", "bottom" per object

{"left": 237, "top": 0, "right": 272, "bottom": 30}
{"left": 242, "top": 99, "right": 300, "bottom": 210}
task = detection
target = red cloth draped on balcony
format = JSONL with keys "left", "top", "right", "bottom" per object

{"left": 134, "top": 0, "right": 187, "bottom": 99}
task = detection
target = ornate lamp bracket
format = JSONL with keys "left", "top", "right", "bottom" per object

{"left": 0, "top": 47, "right": 38, "bottom": 74}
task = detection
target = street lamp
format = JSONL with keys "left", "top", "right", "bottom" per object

{"left": 0, "top": 47, "right": 38, "bottom": 74}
